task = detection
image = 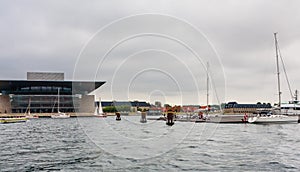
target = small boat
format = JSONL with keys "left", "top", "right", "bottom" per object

{"left": 51, "top": 112, "right": 70, "bottom": 119}
{"left": 96, "top": 114, "right": 107, "bottom": 118}
{"left": 0, "top": 117, "right": 28, "bottom": 124}
{"left": 94, "top": 97, "right": 107, "bottom": 118}
{"left": 24, "top": 98, "right": 39, "bottom": 119}
{"left": 51, "top": 88, "right": 70, "bottom": 119}
{"left": 25, "top": 111, "right": 39, "bottom": 119}
{"left": 248, "top": 114, "right": 298, "bottom": 124}
{"left": 26, "top": 114, "right": 39, "bottom": 119}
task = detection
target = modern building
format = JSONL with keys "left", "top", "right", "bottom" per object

{"left": 0, "top": 72, "right": 105, "bottom": 114}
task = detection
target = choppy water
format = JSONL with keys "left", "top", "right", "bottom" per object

{"left": 0, "top": 116, "right": 299, "bottom": 171}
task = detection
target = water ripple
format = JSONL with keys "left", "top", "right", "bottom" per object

{"left": 0, "top": 117, "right": 299, "bottom": 171}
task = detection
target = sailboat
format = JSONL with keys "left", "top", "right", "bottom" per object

{"left": 195, "top": 62, "right": 210, "bottom": 123}
{"left": 248, "top": 33, "right": 298, "bottom": 124}
{"left": 194, "top": 63, "right": 246, "bottom": 123}
{"left": 94, "top": 97, "right": 107, "bottom": 118}
{"left": 51, "top": 88, "right": 70, "bottom": 119}
{"left": 25, "top": 98, "right": 39, "bottom": 119}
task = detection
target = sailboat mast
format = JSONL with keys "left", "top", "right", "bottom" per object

{"left": 274, "top": 32, "right": 281, "bottom": 107}
{"left": 206, "top": 62, "right": 209, "bottom": 115}
{"left": 28, "top": 97, "right": 31, "bottom": 114}
{"left": 58, "top": 88, "right": 60, "bottom": 112}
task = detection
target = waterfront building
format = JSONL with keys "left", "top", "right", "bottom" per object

{"left": 97, "top": 101, "right": 151, "bottom": 112}
{"left": 182, "top": 105, "right": 200, "bottom": 112}
{"left": 224, "top": 102, "right": 272, "bottom": 114}
{"left": 0, "top": 72, "right": 105, "bottom": 114}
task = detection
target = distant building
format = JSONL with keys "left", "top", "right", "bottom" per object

{"left": 0, "top": 72, "right": 105, "bottom": 114}
{"left": 224, "top": 102, "right": 272, "bottom": 114}
{"left": 97, "top": 101, "right": 151, "bottom": 112}
{"left": 154, "top": 101, "right": 162, "bottom": 107}
{"left": 182, "top": 105, "right": 200, "bottom": 112}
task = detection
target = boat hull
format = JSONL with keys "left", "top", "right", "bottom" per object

{"left": 205, "top": 114, "right": 247, "bottom": 123}
{"left": 248, "top": 115, "right": 298, "bottom": 124}
{"left": 0, "top": 118, "right": 28, "bottom": 124}
{"left": 95, "top": 115, "right": 107, "bottom": 118}
{"left": 51, "top": 113, "right": 70, "bottom": 119}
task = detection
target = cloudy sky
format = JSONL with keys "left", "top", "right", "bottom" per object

{"left": 1, "top": 0, "right": 300, "bottom": 106}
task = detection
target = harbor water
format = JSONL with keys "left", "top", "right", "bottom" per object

{"left": 0, "top": 116, "right": 299, "bottom": 171}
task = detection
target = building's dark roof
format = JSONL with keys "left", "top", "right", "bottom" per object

{"left": 130, "top": 101, "right": 151, "bottom": 107}
{"left": 0, "top": 80, "right": 105, "bottom": 94}
{"left": 225, "top": 103, "right": 272, "bottom": 109}
{"left": 101, "top": 101, "right": 114, "bottom": 107}
{"left": 99, "top": 101, "right": 151, "bottom": 107}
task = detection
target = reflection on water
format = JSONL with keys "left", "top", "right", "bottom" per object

{"left": 0, "top": 117, "right": 299, "bottom": 171}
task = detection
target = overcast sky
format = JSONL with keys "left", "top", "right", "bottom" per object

{"left": 1, "top": 0, "right": 300, "bottom": 106}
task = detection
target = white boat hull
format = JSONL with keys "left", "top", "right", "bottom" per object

{"left": 248, "top": 115, "right": 298, "bottom": 124}
{"left": 51, "top": 113, "right": 70, "bottom": 119}
{"left": 206, "top": 114, "right": 247, "bottom": 123}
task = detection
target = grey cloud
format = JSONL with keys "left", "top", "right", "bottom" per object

{"left": 1, "top": 0, "right": 299, "bottom": 105}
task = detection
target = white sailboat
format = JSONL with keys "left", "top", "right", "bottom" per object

{"left": 195, "top": 63, "right": 247, "bottom": 123}
{"left": 25, "top": 98, "right": 39, "bottom": 119}
{"left": 248, "top": 114, "right": 298, "bottom": 123}
{"left": 51, "top": 88, "right": 70, "bottom": 119}
{"left": 94, "top": 97, "right": 107, "bottom": 118}
{"left": 248, "top": 33, "right": 298, "bottom": 124}
{"left": 195, "top": 62, "right": 210, "bottom": 123}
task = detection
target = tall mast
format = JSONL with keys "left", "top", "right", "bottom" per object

{"left": 58, "top": 88, "right": 60, "bottom": 112}
{"left": 206, "top": 62, "right": 209, "bottom": 115}
{"left": 28, "top": 97, "right": 31, "bottom": 114}
{"left": 274, "top": 33, "right": 281, "bottom": 107}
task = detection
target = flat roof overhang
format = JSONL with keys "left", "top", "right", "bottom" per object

{"left": 0, "top": 80, "right": 105, "bottom": 94}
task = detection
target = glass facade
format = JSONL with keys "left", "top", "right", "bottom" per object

{"left": 0, "top": 80, "right": 105, "bottom": 113}
{"left": 10, "top": 94, "right": 80, "bottom": 113}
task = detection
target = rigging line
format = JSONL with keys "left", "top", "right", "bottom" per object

{"left": 277, "top": 41, "right": 294, "bottom": 100}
